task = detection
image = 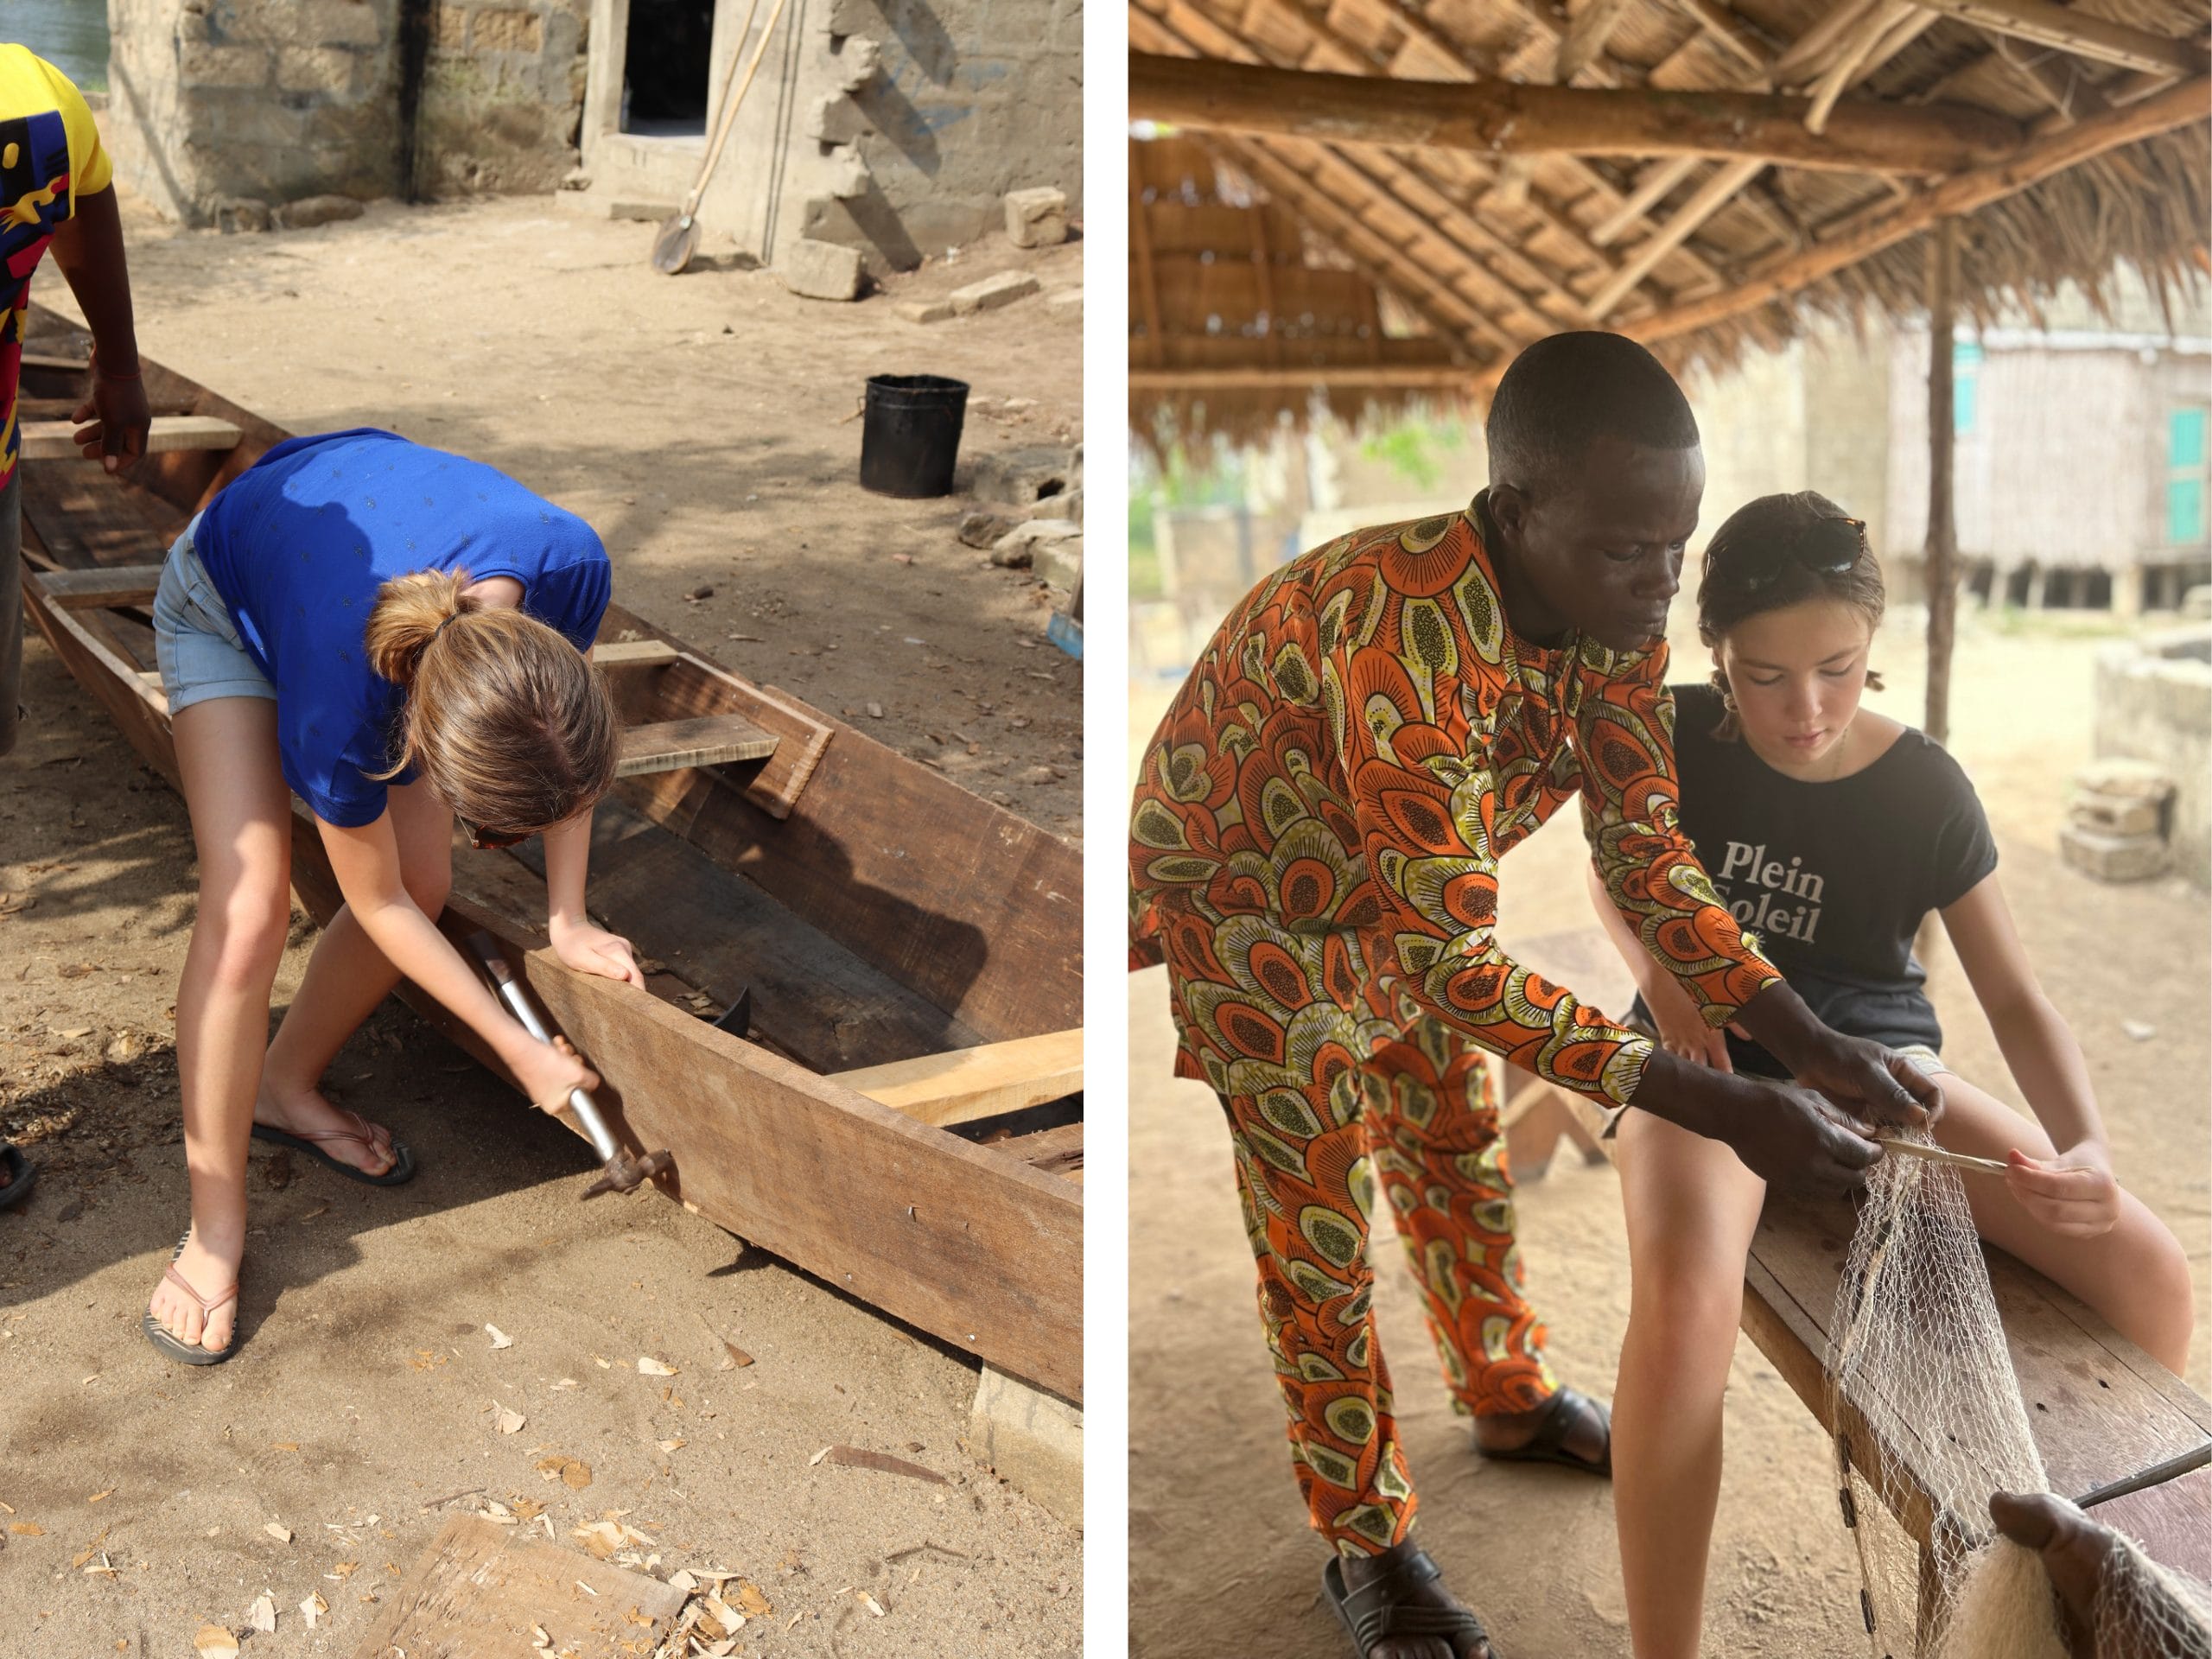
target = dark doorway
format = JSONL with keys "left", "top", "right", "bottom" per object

{"left": 622, "top": 0, "right": 716, "bottom": 137}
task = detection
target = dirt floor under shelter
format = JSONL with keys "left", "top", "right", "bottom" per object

{"left": 0, "top": 194, "right": 1083, "bottom": 1658}
{"left": 1128, "top": 611, "right": 2212, "bottom": 1659}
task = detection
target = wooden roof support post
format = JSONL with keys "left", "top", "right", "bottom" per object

{"left": 1907, "top": 0, "right": 2210, "bottom": 79}
{"left": 1924, "top": 219, "right": 1959, "bottom": 749}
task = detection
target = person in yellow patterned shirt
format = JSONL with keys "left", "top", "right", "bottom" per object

{"left": 0, "top": 43, "right": 150, "bottom": 1213}
{"left": 1129, "top": 333, "right": 1942, "bottom": 1659}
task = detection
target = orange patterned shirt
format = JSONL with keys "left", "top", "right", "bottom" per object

{"left": 1130, "top": 499, "right": 1781, "bottom": 1109}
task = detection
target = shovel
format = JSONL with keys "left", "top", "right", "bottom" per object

{"left": 650, "top": 0, "right": 789, "bottom": 275}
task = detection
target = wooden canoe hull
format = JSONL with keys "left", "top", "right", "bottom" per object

{"left": 15, "top": 316, "right": 1084, "bottom": 1402}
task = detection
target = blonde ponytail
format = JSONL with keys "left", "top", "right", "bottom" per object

{"left": 361, "top": 569, "right": 618, "bottom": 836}
{"left": 364, "top": 569, "right": 479, "bottom": 689}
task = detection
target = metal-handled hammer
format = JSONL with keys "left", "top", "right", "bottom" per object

{"left": 466, "top": 931, "right": 674, "bottom": 1199}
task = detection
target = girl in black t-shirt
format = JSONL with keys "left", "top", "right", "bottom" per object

{"left": 1587, "top": 491, "right": 2195, "bottom": 1659}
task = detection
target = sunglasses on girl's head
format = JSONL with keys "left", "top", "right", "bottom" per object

{"left": 461, "top": 818, "right": 530, "bottom": 851}
{"left": 1715, "top": 512, "right": 1868, "bottom": 590}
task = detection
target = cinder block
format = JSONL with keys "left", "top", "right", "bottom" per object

{"left": 968, "top": 1367, "right": 1081, "bottom": 1529}
{"left": 1004, "top": 186, "right": 1067, "bottom": 249}
{"left": 301, "top": 0, "right": 385, "bottom": 47}
{"left": 830, "top": 36, "right": 881, "bottom": 92}
{"left": 276, "top": 45, "right": 358, "bottom": 96}
{"left": 950, "top": 270, "right": 1040, "bottom": 315}
{"left": 179, "top": 43, "right": 271, "bottom": 89}
{"left": 2069, "top": 794, "right": 2163, "bottom": 838}
{"left": 897, "top": 298, "right": 957, "bottom": 324}
{"left": 2059, "top": 823, "right": 2168, "bottom": 882}
{"left": 473, "top": 6, "right": 546, "bottom": 53}
{"left": 805, "top": 92, "right": 865, "bottom": 145}
{"left": 781, "top": 238, "right": 864, "bottom": 302}
{"left": 434, "top": 1, "right": 471, "bottom": 49}
{"left": 1034, "top": 534, "right": 1083, "bottom": 594}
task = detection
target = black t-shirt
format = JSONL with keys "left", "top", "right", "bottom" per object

{"left": 1629, "top": 682, "right": 1999, "bottom": 1076}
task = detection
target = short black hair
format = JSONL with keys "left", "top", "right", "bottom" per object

{"left": 1485, "top": 332, "right": 1700, "bottom": 493}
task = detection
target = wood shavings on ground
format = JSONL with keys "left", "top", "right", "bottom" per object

{"left": 638, "top": 1357, "right": 677, "bottom": 1376}
{"left": 246, "top": 1593, "right": 276, "bottom": 1633}
{"left": 535, "top": 1455, "right": 593, "bottom": 1489}
{"left": 191, "top": 1627, "right": 238, "bottom": 1657}
{"left": 486, "top": 1324, "right": 514, "bottom": 1349}
{"left": 494, "top": 1406, "right": 526, "bottom": 1435}
{"left": 299, "top": 1591, "right": 327, "bottom": 1628}
{"left": 263, "top": 1522, "right": 291, "bottom": 1543}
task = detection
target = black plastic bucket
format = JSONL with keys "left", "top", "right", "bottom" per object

{"left": 859, "top": 374, "right": 969, "bottom": 498}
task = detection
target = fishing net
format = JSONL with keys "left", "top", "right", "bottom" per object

{"left": 1826, "top": 1142, "right": 2212, "bottom": 1659}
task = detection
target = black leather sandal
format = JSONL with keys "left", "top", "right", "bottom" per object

{"left": 0, "top": 1141, "right": 34, "bottom": 1212}
{"left": 1476, "top": 1385, "right": 1611, "bottom": 1478}
{"left": 1322, "top": 1542, "right": 1497, "bottom": 1659}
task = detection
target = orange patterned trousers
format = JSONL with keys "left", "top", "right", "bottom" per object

{"left": 1155, "top": 905, "right": 1560, "bottom": 1557}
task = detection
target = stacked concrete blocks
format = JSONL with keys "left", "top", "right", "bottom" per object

{"left": 2060, "top": 760, "right": 2177, "bottom": 882}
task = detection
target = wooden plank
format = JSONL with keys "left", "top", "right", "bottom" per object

{"left": 614, "top": 713, "right": 779, "bottom": 778}
{"left": 374, "top": 861, "right": 1085, "bottom": 1400}
{"left": 607, "top": 639, "right": 1082, "bottom": 1046}
{"left": 1001, "top": 1119, "right": 1084, "bottom": 1183}
{"left": 598, "top": 628, "right": 834, "bottom": 819}
{"left": 347, "top": 1514, "right": 687, "bottom": 1659}
{"left": 17, "top": 350, "right": 87, "bottom": 372}
{"left": 29, "top": 563, "right": 165, "bottom": 609}
{"left": 508, "top": 800, "right": 983, "bottom": 1075}
{"left": 591, "top": 638, "right": 681, "bottom": 668}
{"left": 18, "top": 414, "right": 242, "bottom": 461}
{"left": 834, "top": 1028, "right": 1084, "bottom": 1128}
{"left": 16, "top": 463, "right": 188, "bottom": 569}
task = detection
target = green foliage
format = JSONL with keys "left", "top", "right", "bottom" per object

{"left": 1357, "top": 415, "right": 1471, "bottom": 493}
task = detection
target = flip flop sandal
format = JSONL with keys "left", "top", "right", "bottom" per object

{"left": 251, "top": 1109, "right": 415, "bottom": 1186}
{"left": 1476, "top": 1386, "right": 1611, "bottom": 1478}
{"left": 1323, "top": 1544, "right": 1497, "bottom": 1659}
{"left": 0, "top": 1142, "right": 35, "bottom": 1212}
{"left": 141, "top": 1232, "right": 241, "bottom": 1366}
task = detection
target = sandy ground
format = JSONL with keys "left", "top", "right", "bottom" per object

{"left": 0, "top": 196, "right": 1083, "bottom": 1657}
{"left": 1128, "top": 609, "right": 2212, "bottom": 1659}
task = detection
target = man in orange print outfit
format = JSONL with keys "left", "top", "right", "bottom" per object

{"left": 1129, "top": 332, "right": 1940, "bottom": 1659}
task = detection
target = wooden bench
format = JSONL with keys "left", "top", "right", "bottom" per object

{"left": 1505, "top": 925, "right": 2212, "bottom": 1613}
{"left": 18, "top": 415, "right": 242, "bottom": 461}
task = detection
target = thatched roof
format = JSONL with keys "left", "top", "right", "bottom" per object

{"left": 1128, "top": 0, "right": 2211, "bottom": 446}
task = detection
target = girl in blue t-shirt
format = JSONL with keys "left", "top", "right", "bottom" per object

{"left": 142, "top": 430, "right": 644, "bottom": 1365}
{"left": 1587, "top": 491, "right": 2195, "bottom": 1659}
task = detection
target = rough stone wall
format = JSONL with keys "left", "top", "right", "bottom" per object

{"left": 419, "top": 1, "right": 590, "bottom": 195}
{"left": 2094, "top": 632, "right": 2212, "bottom": 886}
{"left": 104, "top": 0, "right": 590, "bottom": 222}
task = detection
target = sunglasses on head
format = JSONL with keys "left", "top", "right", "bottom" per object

{"left": 461, "top": 817, "right": 531, "bottom": 851}
{"left": 1713, "top": 511, "right": 1868, "bottom": 591}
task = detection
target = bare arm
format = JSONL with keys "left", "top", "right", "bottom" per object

{"left": 319, "top": 810, "right": 595, "bottom": 1107}
{"left": 45, "top": 186, "right": 149, "bottom": 472}
{"left": 1943, "top": 873, "right": 2119, "bottom": 1234}
{"left": 539, "top": 645, "right": 643, "bottom": 986}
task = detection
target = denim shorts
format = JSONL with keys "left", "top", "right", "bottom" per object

{"left": 152, "top": 514, "right": 276, "bottom": 714}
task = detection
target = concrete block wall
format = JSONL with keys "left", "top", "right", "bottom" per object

{"left": 419, "top": 1, "right": 590, "bottom": 195}
{"left": 803, "top": 0, "right": 1084, "bottom": 270}
{"left": 107, "top": 0, "right": 400, "bottom": 219}
{"left": 105, "top": 0, "right": 590, "bottom": 223}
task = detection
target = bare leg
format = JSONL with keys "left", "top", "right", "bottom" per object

{"left": 1612, "top": 1109, "right": 1769, "bottom": 1659}
{"left": 257, "top": 779, "right": 454, "bottom": 1173}
{"left": 1931, "top": 1074, "right": 2196, "bottom": 1373}
{"left": 147, "top": 697, "right": 295, "bottom": 1355}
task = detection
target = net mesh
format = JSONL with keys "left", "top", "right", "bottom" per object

{"left": 1824, "top": 1142, "right": 2212, "bottom": 1659}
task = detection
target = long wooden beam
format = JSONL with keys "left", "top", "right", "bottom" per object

{"left": 1626, "top": 74, "right": 2212, "bottom": 346}
{"left": 1129, "top": 52, "right": 2027, "bottom": 175}
{"left": 1907, "top": 0, "right": 2209, "bottom": 79}
{"left": 1128, "top": 364, "right": 1477, "bottom": 391}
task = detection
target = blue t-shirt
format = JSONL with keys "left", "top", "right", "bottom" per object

{"left": 194, "top": 429, "right": 611, "bottom": 827}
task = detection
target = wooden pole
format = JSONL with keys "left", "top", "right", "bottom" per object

{"left": 1924, "top": 219, "right": 1959, "bottom": 748}
{"left": 1905, "top": 0, "right": 2209, "bottom": 79}
{"left": 1126, "top": 53, "right": 2026, "bottom": 175}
